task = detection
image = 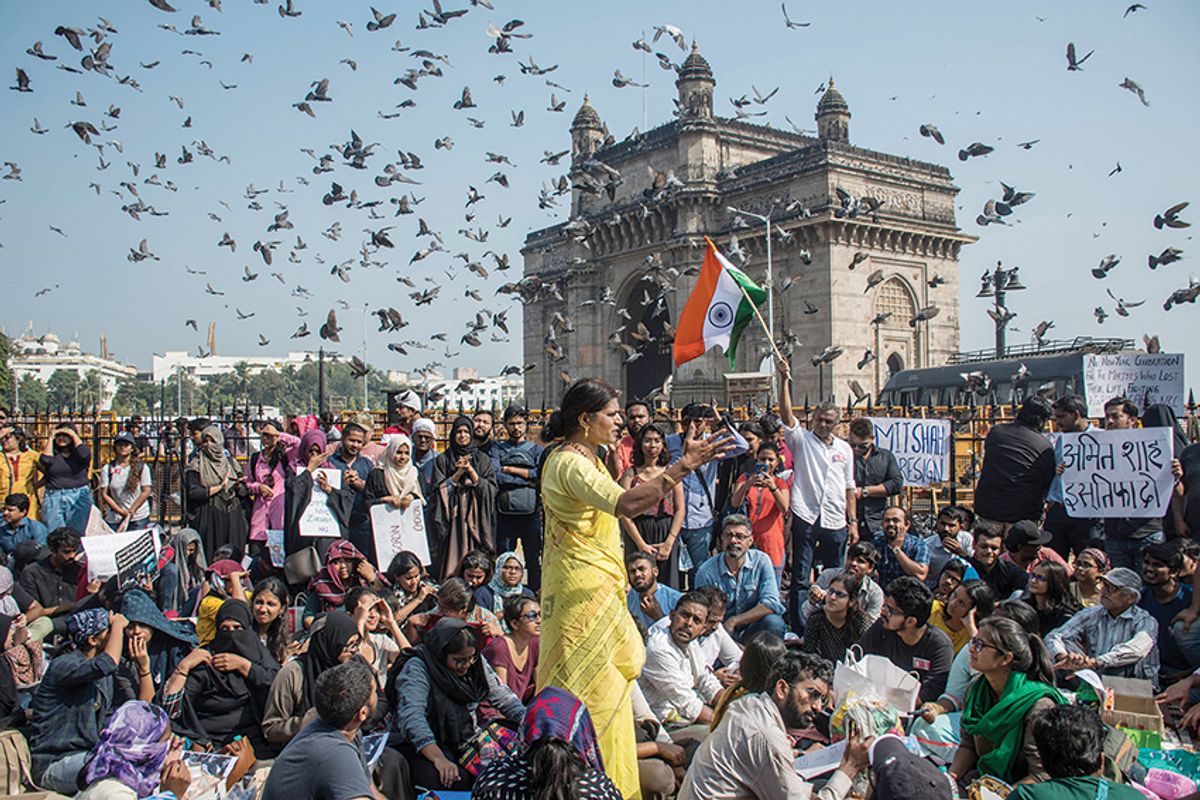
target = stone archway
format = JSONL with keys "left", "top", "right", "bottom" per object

{"left": 873, "top": 277, "right": 919, "bottom": 391}
{"left": 623, "top": 276, "right": 674, "bottom": 403}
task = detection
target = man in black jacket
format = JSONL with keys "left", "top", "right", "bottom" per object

{"left": 847, "top": 417, "right": 903, "bottom": 536}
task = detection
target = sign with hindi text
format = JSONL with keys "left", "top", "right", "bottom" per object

{"left": 868, "top": 417, "right": 952, "bottom": 487}
{"left": 1083, "top": 353, "right": 1185, "bottom": 417}
{"left": 1060, "top": 427, "right": 1174, "bottom": 518}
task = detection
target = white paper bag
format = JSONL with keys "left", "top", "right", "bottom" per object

{"left": 832, "top": 646, "right": 921, "bottom": 713}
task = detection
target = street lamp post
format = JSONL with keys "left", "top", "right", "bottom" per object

{"left": 976, "top": 261, "right": 1026, "bottom": 358}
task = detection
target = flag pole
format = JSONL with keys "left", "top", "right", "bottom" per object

{"left": 705, "top": 236, "right": 785, "bottom": 364}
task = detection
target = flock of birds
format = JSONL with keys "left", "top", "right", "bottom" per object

{"left": 1, "top": 0, "right": 1194, "bottom": 405}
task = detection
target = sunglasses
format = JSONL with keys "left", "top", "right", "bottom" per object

{"left": 522, "top": 610, "right": 542, "bottom": 621}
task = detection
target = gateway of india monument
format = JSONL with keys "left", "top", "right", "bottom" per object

{"left": 521, "top": 43, "right": 975, "bottom": 409}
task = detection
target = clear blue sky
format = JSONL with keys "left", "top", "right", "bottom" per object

{"left": 1, "top": 1, "right": 1198, "bottom": 387}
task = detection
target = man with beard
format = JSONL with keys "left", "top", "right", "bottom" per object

{"left": 326, "top": 422, "right": 374, "bottom": 560}
{"left": 872, "top": 506, "right": 930, "bottom": 586}
{"left": 472, "top": 409, "right": 496, "bottom": 456}
{"left": 857, "top": 576, "right": 955, "bottom": 705}
{"left": 679, "top": 651, "right": 869, "bottom": 800}
{"left": 626, "top": 550, "right": 682, "bottom": 630}
{"left": 638, "top": 591, "right": 723, "bottom": 730}
{"left": 695, "top": 514, "right": 787, "bottom": 641}
{"left": 609, "top": 400, "right": 652, "bottom": 479}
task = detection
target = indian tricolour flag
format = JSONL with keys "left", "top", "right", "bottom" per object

{"left": 673, "top": 237, "right": 767, "bottom": 368}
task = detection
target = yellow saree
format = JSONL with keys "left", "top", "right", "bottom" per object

{"left": 537, "top": 448, "right": 645, "bottom": 799}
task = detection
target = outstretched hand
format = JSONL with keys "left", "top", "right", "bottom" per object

{"left": 680, "top": 428, "right": 737, "bottom": 471}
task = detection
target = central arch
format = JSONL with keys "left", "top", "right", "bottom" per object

{"left": 623, "top": 276, "right": 673, "bottom": 403}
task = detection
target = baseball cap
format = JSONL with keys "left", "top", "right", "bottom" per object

{"left": 869, "top": 735, "right": 953, "bottom": 800}
{"left": 113, "top": 431, "right": 137, "bottom": 446}
{"left": 1100, "top": 567, "right": 1142, "bottom": 596}
{"left": 1005, "top": 519, "right": 1051, "bottom": 548}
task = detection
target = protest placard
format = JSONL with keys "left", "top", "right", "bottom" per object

{"left": 81, "top": 528, "right": 161, "bottom": 587}
{"left": 370, "top": 500, "right": 430, "bottom": 567}
{"left": 867, "top": 417, "right": 952, "bottom": 486}
{"left": 1083, "top": 353, "right": 1185, "bottom": 417}
{"left": 266, "top": 529, "right": 285, "bottom": 567}
{"left": 298, "top": 468, "right": 342, "bottom": 538}
{"left": 1060, "top": 427, "right": 1174, "bottom": 518}
{"left": 84, "top": 505, "right": 116, "bottom": 537}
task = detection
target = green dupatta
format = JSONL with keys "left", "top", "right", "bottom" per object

{"left": 960, "top": 670, "right": 1065, "bottom": 782}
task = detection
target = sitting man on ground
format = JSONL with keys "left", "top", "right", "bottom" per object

{"left": 20, "top": 526, "right": 93, "bottom": 636}
{"left": 29, "top": 610, "right": 130, "bottom": 793}
{"left": 924, "top": 506, "right": 973, "bottom": 591}
{"left": 803, "top": 541, "right": 884, "bottom": 626}
{"left": 969, "top": 524, "right": 1029, "bottom": 601}
{"left": 858, "top": 576, "right": 955, "bottom": 705}
{"left": 627, "top": 550, "right": 682, "bottom": 630}
{"left": 679, "top": 650, "right": 869, "bottom": 800}
{"left": 263, "top": 657, "right": 398, "bottom": 800}
{"left": 1007, "top": 704, "right": 1144, "bottom": 800}
{"left": 694, "top": 513, "right": 787, "bottom": 641}
{"left": 0, "top": 493, "right": 48, "bottom": 555}
{"left": 651, "top": 586, "right": 744, "bottom": 688}
{"left": 1000, "top": 520, "right": 1071, "bottom": 576}
{"left": 1046, "top": 567, "right": 1160, "bottom": 683}
{"left": 873, "top": 506, "right": 930, "bottom": 586}
{"left": 639, "top": 591, "right": 724, "bottom": 731}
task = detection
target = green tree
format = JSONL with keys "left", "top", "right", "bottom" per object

{"left": 113, "top": 377, "right": 160, "bottom": 415}
{"left": 46, "top": 369, "right": 82, "bottom": 409}
{"left": 78, "top": 370, "right": 103, "bottom": 410}
{"left": 0, "top": 333, "right": 11, "bottom": 403}
{"left": 16, "top": 374, "right": 47, "bottom": 412}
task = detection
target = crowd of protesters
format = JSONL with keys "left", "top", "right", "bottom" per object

{"left": 0, "top": 363, "right": 1194, "bottom": 800}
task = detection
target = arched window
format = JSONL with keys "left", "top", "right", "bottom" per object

{"left": 886, "top": 352, "right": 905, "bottom": 376}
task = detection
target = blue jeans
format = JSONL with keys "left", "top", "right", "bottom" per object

{"left": 1106, "top": 531, "right": 1164, "bottom": 571}
{"left": 681, "top": 525, "right": 713, "bottom": 584}
{"left": 42, "top": 485, "right": 93, "bottom": 532}
{"left": 497, "top": 512, "right": 543, "bottom": 592}
{"left": 789, "top": 516, "right": 848, "bottom": 627}
{"left": 37, "top": 750, "right": 89, "bottom": 793}
{"left": 734, "top": 612, "right": 787, "bottom": 643}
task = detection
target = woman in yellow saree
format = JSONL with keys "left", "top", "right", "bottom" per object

{"left": 538, "top": 379, "right": 733, "bottom": 799}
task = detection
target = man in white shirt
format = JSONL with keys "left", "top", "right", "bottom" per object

{"left": 778, "top": 358, "right": 857, "bottom": 627}
{"left": 650, "top": 586, "right": 743, "bottom": 683}
{"left": 679, "top": 650, "right": 868, "bottom": 800}
{"left": 639, "top": 591, "right": 724, "bottom": 730}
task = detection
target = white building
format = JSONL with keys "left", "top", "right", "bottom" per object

{"left": 151, "top": 351, "right": 319, "bottom": 383}
{"left": 10, "top": 330, "right": 138, "bottom": 410}
{"left": 409, "top": 367, "right": 525, "bottom": 411}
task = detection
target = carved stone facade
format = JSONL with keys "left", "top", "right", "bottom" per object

{"left": 521, "top": 46, "right": 975, "bottom": 408}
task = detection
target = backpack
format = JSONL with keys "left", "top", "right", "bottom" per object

{"left": 497, "top": 445, "right": 538, "bottom": 516}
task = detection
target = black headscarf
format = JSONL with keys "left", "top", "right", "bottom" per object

{"left": 447, "top": 416, "right": 478, "bottom": 461}
{"left": 404, "top": 617, "right": 488, "bottom": 752}
{"left": 174, "top": 600, "right": 280, "bottom": 750}
{"left": 300, "top": 611, "right": 358, "bottom": 713}
{"left": 0, "top": 616, "right": 17, "bottom": 728}
{"left": 1143, "top": 403, "right": 1189, "bottom": 458}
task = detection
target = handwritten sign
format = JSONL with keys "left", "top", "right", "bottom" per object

{"left": 868, "top": 418, "right": 951, "bottom": 486}
{"left": 1060, "top": 427, "right": 1174, "bottom": 518}
{"left": 299, "top": 468, "right": 342, "bottom": 538}
{"left": 82, "top": 528, "right": 161, "bottom": 586}
{"left": 1083, "top": 353, "right": 1185, "bottom": 417}
{"left": 370, "top": 500, "right": 430, "bottom": 567}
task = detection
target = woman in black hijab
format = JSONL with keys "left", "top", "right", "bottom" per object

{"left": 388, "top": 617, "right": 524, "bottom": 791}
{"left": 164, "top": 600, "right": 280, "bottom": 755}
{"left": 262, "top": 611, "right": 363, "bottom": 745}
{"left": 430, "top": 417, "right": 498, "bottom": 581}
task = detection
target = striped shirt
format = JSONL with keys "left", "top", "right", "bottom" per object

{"left": 1045, "top": 604, "right": 1159, "bottom": 682}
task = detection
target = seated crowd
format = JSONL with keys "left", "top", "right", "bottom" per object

{"left": 0, "top": 385, "right": 1196, "bottom": 800}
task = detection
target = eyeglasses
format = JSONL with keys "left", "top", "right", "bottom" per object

{"left": 826, "top": 589, "right": 850, "bottom": 600}
{"left": 1028, "top": 573, "right": 1048, "bottom": 583}
{"left": 968, "top": 637, "right": 1004, "bottom": 654}
{"left": 448, "top": 653, "right": 478, "bottom": 668}
{"left": 522, "top": 611, "right": 541, "bottom": 621}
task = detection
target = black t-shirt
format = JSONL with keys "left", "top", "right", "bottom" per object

{"left": 18, "top": 558, "right": 82, "bottom": 613}
{"left": 10, "top": 582, "right": 34, "bottom": 614}
{"left": 973, "top": 422, "right": 1056, "bottom": 523}
{"left": 971, "top": 556, "right": 1029, "bottom": 600}
{"left": 856, "top": 618, "right": 955, "bottom": 705}
{"left": 262, "top": 719, "right": 373, "bottom": 800}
